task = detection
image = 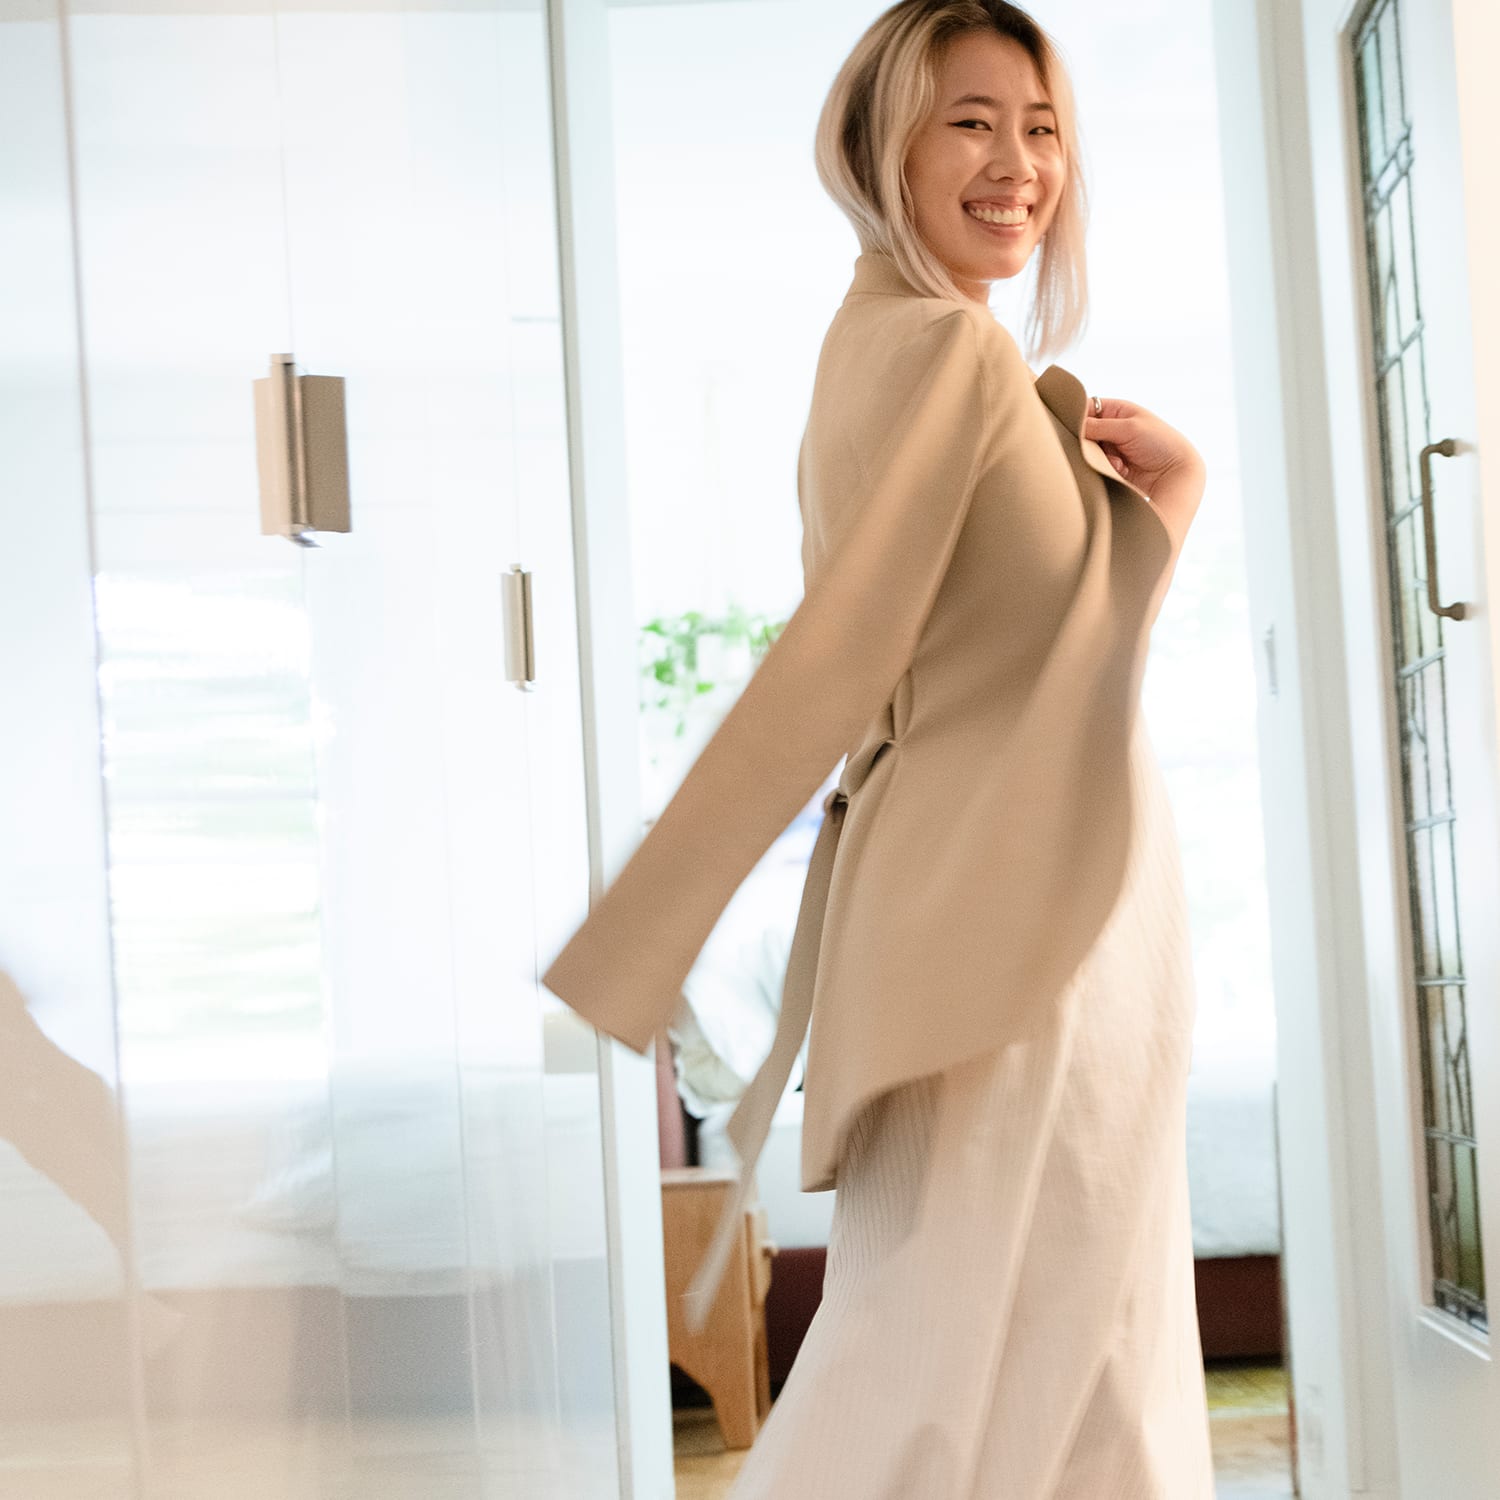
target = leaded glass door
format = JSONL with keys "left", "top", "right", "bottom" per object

{"left": 1299, "top": 0, "right": 1500, "bottom": 1488}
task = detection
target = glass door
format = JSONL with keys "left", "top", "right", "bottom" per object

{"left": 1299, "top": 0, "right": 1500, "bottom": 1487}
{"left": 0, "top": 0, "right": 615, "bottom": 1495}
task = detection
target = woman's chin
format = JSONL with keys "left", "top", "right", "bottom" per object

{"left": 958, "top": 252, "right": 1029, "bottom": 288}
{"left": 982, "top": 257, "right": 1027, "bottom": 283}
{"left": 950, "top": 238, "right": 1034, "bottom": 283}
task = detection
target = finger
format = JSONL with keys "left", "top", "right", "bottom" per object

{"left": 1083, "top": 415, "right": 1135, "bottom": 437}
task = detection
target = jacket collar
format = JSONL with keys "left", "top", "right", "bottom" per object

{"left": 842, "top": 250, "right": 1152, "bottom": 504}
{"left": 843, "top": 247, "right": 926, "bottom": 300}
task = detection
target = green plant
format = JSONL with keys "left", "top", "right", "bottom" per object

{"left": 639, "top": 601, "right": 789, "bottom": 739}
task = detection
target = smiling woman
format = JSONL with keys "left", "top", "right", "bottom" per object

{"left": 814, "top": 0, "right": 1090, "bottom": 362}
{"left": 542, "top": 0, "right": 1216, "bottom": 1495}
{"left": 600, "top": 0, "right": 1285, "bottom": 1483}
{"left": 903, "top": 35, "right": 1067, "bottom": 295}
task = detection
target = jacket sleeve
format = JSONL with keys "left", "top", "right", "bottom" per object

{"left": 541, "top": 305, "right": 997, "bottom": 1053}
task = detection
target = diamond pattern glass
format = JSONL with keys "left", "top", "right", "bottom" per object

{"left": 1353, "top": 0, "right": 1485, "bottom": 1330}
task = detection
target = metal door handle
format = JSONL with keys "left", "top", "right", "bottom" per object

{"left": 253, "top": 353, "right": 350, "bottom": 546}
{"left": 502, "top": 564, "right": 536, "bottom": 690}
{"left": 1418, "top": 438, "right": 1468, "bottom": 621}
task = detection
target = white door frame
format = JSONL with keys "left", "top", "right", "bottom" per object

{"left": 546, "top": 1, "right": 676, "bottom": 1497}
{"left": 1212, "top": 0, "right": 1500, "bottom": 1495}
{"left": 1211, "top": 1, "right": 1397, "bottom": 1494}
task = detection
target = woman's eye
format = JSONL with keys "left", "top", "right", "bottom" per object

{"left": 952, "top": 120, "right": 1056, "bottom": 136}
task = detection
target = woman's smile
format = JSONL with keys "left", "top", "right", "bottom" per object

{"left": 964, "top": 201, "right": 1032, "bottom": 235}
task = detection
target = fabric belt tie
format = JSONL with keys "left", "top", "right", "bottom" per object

{"left": 680, "top": 784, "right": 848, "bottom": 1336}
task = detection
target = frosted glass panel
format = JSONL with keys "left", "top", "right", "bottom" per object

{"left": 3, "top": 0, "right": 614, "bottom": 1494}
{"left": 0, "top": 13, "right": 137, "bottom": 1497}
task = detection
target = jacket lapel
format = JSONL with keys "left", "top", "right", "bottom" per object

{"left": 1033, "top": 363, "right": 1155, "bottom": 506}
{"left": 841, "top": 252, "right": 1166, "bottom": 534}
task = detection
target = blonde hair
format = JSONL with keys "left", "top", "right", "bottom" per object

{"left": 814, "top": 0, "right": 1088, "bottom": 363}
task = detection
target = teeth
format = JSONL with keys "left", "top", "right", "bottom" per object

{"left": 966, "top": 203, "right": 1028, "bottom": 225}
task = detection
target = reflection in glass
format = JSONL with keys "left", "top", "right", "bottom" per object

{"left": 5, "top": 0, "right": 617, "bottom": 1493}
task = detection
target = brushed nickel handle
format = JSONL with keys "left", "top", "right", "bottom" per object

{"left": 252, "top": 353, "right": 350, "bottom": 546}
{"left": 1418, "top": 438, "right": 1468, "bottom": 621}
{"left": 501, "top": 564, "right": 536, "bottom": 690}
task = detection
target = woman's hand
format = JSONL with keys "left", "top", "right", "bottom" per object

{"left": 1082, "top": 396, "right": 1205, "bottom": 502}
{"left": 1085, "top": 394, "right": 1205, "bottom": 625}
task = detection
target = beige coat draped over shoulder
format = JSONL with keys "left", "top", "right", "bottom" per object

{"left": 541, "top": 248, "right": 1174, "bottom": 1331}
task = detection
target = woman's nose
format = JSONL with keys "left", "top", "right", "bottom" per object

{"left": 986, "top": 128, "right": 1037, "bottom": 181}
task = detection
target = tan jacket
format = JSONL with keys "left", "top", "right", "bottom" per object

{"left": 541, "top": 248, "right": 1174, "bottom": 1331}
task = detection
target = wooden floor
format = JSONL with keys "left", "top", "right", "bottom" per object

{"left": 0, "top": 1362, "right": 1292, "bottom": 1498}
{"left": 673, "top": 1357, "right": 1295, "bottom": 1499}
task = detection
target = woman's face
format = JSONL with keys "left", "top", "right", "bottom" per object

{"left": 903, "top": 31, "right": 1066, "bottom": 300}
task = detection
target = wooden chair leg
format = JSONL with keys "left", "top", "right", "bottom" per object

{"left": 661, "top": 1170, "right": 776, "bottom": 1451}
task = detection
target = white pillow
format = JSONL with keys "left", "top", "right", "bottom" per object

{"left": 667, "top": 792, "right": 828, "bottom": 1117}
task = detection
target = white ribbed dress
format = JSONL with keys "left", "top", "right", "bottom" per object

{"left": 726, "top": 714, "right": 1215, "bottom": 1500}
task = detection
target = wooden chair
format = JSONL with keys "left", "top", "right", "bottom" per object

{"left": 656, "top": 1024, "right": 777, "bottom": 1449}
{"left": 660, "top": 1166, "right": 775, "bottom": 1449}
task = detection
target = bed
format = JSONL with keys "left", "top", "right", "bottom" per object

{"left": 0, "top": 1040, "right": 615, "bottom": 1421}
